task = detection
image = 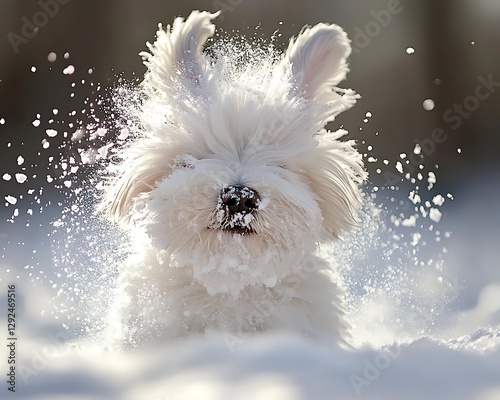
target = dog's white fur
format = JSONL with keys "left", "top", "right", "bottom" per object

{"left": 101, "top": 10, "right": 366, "bottom": 348}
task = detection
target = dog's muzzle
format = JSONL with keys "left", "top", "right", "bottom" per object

{"left": 213, "top": 185, "right": 260, "bottom": 234}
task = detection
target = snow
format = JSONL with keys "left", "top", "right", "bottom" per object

{"left": 429, "top": 207, "right": 442, "bottom": 223}
{"left": 2, "top": 179, "right": 500, "bottom": 400}
{"left": 71, "top": 128, "right": 85, "bottom": 142}
{"left": 409, "top": 190, "right": 421, "bottom": 204}
{"left": 15, "top": 173, "right": 27, "bottom": 184}
{"left": 433, "top": 194, "right": 446, "bottom": 206}
{"left": 401, "top": 214, "right": 417, "bottom": 226}
{"left": 5, "top": 195, "right": 17, "bottom": 204}
{"left": 1, "top": 20, "right": 499, "bottom": 399}
{"left": 5, "top": 319, "right": 500, "bottom": 400}
{"left": 63, "top": 65, "right": 75, "bottom": 75}
{"left": 423, "top": 98, "right": 435, "bottom": 111}
{"left": 117, "top": 128, "right": 130, "bottom": 140}
{"left": 89, "top": 127, "right": 107, "bottom": 140}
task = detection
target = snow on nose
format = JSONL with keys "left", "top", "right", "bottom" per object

{"left": 215, "top": 185, "right": 261, "bottom": 234}
{"left": 221, "top": 185, "right": 260, "bottom": 214}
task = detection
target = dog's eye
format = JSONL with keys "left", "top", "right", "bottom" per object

{"left": 172, "top": 155, "right": 197, "bottom": 170}
{"left": 175, "top": 161, "right": 194, "bottom": 169}
{"left": 268, "top": 163, "right": 286, "bottom": 169}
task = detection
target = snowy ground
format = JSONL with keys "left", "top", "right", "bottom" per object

{"left": 6, "top": 328, "right": 500, "bottom": 400}
{"left": 1, "top": 173, "right": 499, "bottom": 400}
{"left": 1, "top": 3, "right": 500, "bottom": 398}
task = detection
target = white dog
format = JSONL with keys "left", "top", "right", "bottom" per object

{"left": 100, "top": 10, "right": 366, "bottom": 348}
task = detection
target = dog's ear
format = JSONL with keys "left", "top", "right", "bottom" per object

{"left": 140, "top": 10, "right": 219, "bottom": 96}
{"left": 280, "top": 23, "right": 352, "bottom": 103}
{"left": 301, "top": 131, "right": 367, "bottom": 239}
{"left": 99, "top": 140, "right": 174, "bottom": 223}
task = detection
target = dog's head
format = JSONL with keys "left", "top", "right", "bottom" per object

{"left": 101, "top": 11, "right": 366, "bottom": 295}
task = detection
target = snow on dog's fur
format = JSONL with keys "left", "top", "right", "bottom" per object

{"left": 100, "top": 10, "right": 366, "bottom": 348}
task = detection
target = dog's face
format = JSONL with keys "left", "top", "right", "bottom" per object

{"left": 101, "top": 11, "right": 366, "bottom": 295}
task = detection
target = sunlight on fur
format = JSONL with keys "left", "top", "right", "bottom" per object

{"left": 99, "top": 10, "right": 367, "bottom": 349}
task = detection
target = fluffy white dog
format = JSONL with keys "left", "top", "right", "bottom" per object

{"left": 100, "top": 10, "right": 366, "bottom": 348}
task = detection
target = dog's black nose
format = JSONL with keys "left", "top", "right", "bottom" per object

{"left": 220, "top": 185, "right": 260, "bottom": 214}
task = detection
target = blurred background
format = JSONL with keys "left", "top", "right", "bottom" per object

{"left": 0, "top": 0, "right": 499, "bottom": 337}
{"left": 1, "top": 0, "right": 499, "bottom": 184}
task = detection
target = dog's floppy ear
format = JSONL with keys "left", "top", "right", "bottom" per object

{"left": 99, "top": 140, "right": 174, "bottom": 223}
{"left": 301, "top": 131, "right": 366, "bottom": 239}
{"left": 281, "top": 23, "right": 352, "bottom": 103}
{"left": 140, "top": 10, "right": 219, "bottom": 96}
